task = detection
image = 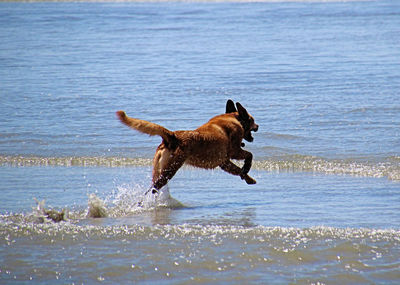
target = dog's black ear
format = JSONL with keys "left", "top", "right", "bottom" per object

{"left": 226, "top": 99, "right": 237, "bottom": 113}
{"left": 236, "top": 102, "right": 249, "bottom": 120}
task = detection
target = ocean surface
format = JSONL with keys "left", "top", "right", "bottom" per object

{"left": 1, "top": 0, "right": 400, "bottom": 284}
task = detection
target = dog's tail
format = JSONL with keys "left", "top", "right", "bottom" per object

{"left": 116, "top": 111, "right": 178, "bottom": 148}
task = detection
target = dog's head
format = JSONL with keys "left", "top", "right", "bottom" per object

{"left": 226, "top": 99, "right": 259, "bottom": 142}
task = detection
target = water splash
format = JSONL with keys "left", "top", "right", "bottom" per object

{"left": 85, "top": 184, "right": 184, "bottom": 220}
{"left": 31, "top": 198, "right": 67, "bottom": 223}
{"left": 21, "top": 184, "right": 185, "bottom": 224}
{"left": 106, "top": 184, "right": 184, "bottom": 217}
{"left": 87, "top": 194, "right": 108, "bottom": 218}
{"left": 1, "top": 155, "right": 399, "bottom": 181}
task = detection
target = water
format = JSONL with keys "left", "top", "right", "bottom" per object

{"left": 1, "top": 0, "right": 400, "bottom": 283}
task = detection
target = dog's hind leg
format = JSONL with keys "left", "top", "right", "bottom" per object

{"left": 154, "top": 154, "right": 186, "bottom": 190}
{"left": 152, "top": 144, "right": 171, "bottom": 187}
{"left": 220, "top": 160, "right": 256, "bottom": 184}
{"left": 141, "top": 144, "right": 170, "bottom": 196}
{"left": 139, "top": 148, "right": 185, "bottom": 207}
{"left": 151, "top": 145, "right": 186, "bottom": 192}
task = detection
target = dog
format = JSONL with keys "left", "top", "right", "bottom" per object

{"left": 116, "top": 100, "right": 258, "bottom": 195}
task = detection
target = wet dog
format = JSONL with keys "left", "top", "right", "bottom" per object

{"left": 116, "top": 100, "right": 258, "bottom": 194}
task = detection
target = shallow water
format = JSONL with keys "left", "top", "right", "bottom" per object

{"left": 1, "top": 165, "right": 399, "bottom": 284}
{"left": 1, "top": 0, "right": 400, "bottom": 283}
{"left": 1, "top": 166, "right": 400, "bottom": 228}
{"left": 2, "top": 222, "right": 399, "bottom": 284}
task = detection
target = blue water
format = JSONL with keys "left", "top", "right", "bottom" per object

{"left": 1, "top": 1, "right": 399, "bottom": 160}
{"left": 1, "top": 1, "right": 400, "bottom": 284}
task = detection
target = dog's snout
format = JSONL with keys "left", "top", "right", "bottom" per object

{"left": 253, "top": 124, "right": 259, "bottom": 132}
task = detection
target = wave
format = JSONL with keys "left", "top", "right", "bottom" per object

{"left": 0, "top": 155, "right": 152, "bottom": 168}
{"left": 1, "top": 215, "right": 398, "bottom": 284}
{"left": 1, "top": 192, "right": 398, "bottom": 284}
{"left": 252, "top": 155, "right": 400, "bottom": 181}
{"left": 1, "top": 189, "right": 399, "bottom": 241}
{"left": 1, "top": 211, "right": 399, "bottom": 243}
{"left": 1, "top": 154, "right": 399, "bottom": 181}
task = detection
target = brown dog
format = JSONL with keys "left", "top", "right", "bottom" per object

{"left": 116, "top": 100, "right": 258, "bottom": 194}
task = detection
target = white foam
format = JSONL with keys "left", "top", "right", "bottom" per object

{"left": 139, "top": 185, "right": 183, "bottom": 209}
{"left": 87, "top": 184, "right": 184, "bottom": 219}
{"left": 87, "top": 194, "right": 108, "bottom": 218}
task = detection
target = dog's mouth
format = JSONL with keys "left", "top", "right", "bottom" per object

{"left": 245, "top": 134, "right": 254, "bottom": 142}
{"left": 252, "top": 124, "right": 259, "bottom": 133}
{"left": 244, "top": 124, "right": 258, "bottom": 142}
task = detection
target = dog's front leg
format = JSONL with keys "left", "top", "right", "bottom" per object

{"left": 231, "top": 149, "right": 253, "bottom": 178}
{"left": 240, "top": 150, "right": 253, "bottom": 177}
{"left": 220, "top": 160, "right": 256, "bottom": 184}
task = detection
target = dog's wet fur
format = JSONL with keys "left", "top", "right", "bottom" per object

{"left": 116, "top": 100, "right": 258, "bottom": 195}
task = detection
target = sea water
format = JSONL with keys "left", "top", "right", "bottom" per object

{"left": 0, "top": 0, "right": 399, "bottom": 284}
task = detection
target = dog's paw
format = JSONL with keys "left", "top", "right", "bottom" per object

{"left": 246, "top": 177, "right": 256, "bottom": 184}
{"left": 240, "top": 174, "right": 257, "bottom": 184}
